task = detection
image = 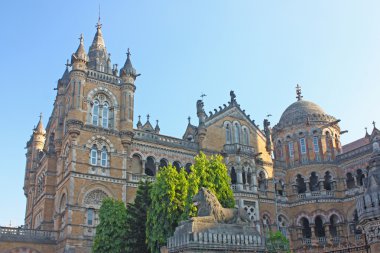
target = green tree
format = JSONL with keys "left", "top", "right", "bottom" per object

{"left": 146, "top": 165, "right": 188, "bottom": 253}
{"left": 93, "top": 198, "right": 127, "bottom": 253}
{"left": 266, "top": 231, "right": 290, "bottom": 253}
{"left": 183, "top": 152, "right": 235, "bottom": 218}
{"left": 125, "top": 180, "right": 151, "bottom": 253}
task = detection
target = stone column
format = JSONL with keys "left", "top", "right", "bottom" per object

{"left": 251, "top": 173, "right": 257, "bottom": 193}
{"left": 237, "top": 167, "right": 243, "bottom": 191}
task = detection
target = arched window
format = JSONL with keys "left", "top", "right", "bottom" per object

{"left": 145, "top": 157, "right": 156, "bottom": 176}
{"left": 242, "top": 171, "right": 246, "bottom": 184}
{"left": 173, "top": 161, "right": 181, "bottom": 172}
{"left": 296, "top": 174, "right": 307, "bottom": 194}
{"left": 329, "top": 215, "right": 339, "bottom": 237}
{"left": 288, "top": 141, "right": 294, "bottom": 158}
{"left": 356, "top": 169, "right": 365, "bottom": 186}
{"left": 185, "top": 163, "right": 192, "bottom": 174}
{"left": 234, "top": 123, "right": 240, "bottom": 143}
{"left": 315, "top": 216, "right": 325, "bottom": 237}
{"left": 102, "top": 102, "right": 109, "bottom": 128}
{"left": 299, "top": 138, "right": 307, "bottom": 154}
{"left": 324, "top": 171, "right": 332, "bottom": 191}
{"left": 346, "top": 173, "right": 355, "bottom": 189}
{"left": 226, "top": 124, "right": 231, "bottom": 144}
{"left": 263, "top": 215, "right": 272, "bottom": 232}
{"left": 301, "top": 218, "right": 311, "bottom": 238}
{"left": 243, "top": 128, "right": 249, "bottom": 145}
{"left": 276, "top": 140, "right": 283, "bottom": 159}
{"left": 350, "top": 210, "right": 362, "bottom": 235}
{"left": 87, "top": 208, "right": 94, "bottom": 226}
{"left": 100, "top": 147, "right": 107, "bottom": 167}
{"left": 159, "top": 159, "right": 168, "bottom": 170}
{"left": 309, "top": 172, "right": 319, "bottom": 192}
{"left": 92, "top": 100, "right": 99, "bottom": 125}
{"left": 90, "top": 145, "right": 98, "bottom": 165}
{"left": 230, "top": 167, "right": 237, "bottom": 184}
{"left": 277, "top": 180, "right": 285, "bottom": 196}
{"left": 131, "top": 154, "right": 143, "bottom": 174}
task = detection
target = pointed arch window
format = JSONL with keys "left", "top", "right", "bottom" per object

{"left": 234, "top": 123, "right": 240, "bottom": 143}
{"left": 243, "top": 128, "right": 249, "bottom": 145}
{"left": 313, "top": 136, "right": 319, "bottom": 152}
{"left": 90, "top": 145, "right": 98, "bottom": 165}
{"left": 226, "top": 124, "right": 232, "bottom": 144}
{"left": 102, "top": 102, "right": 109, "bottom": 128}
{"left": 92, "top": 100, "right": 99, "bottom": 125}
{"left": 101, "top": 147, "right": 108, "bottom": 167}
{"left": 300, "top": 138, "right": 307, "bottom": 154}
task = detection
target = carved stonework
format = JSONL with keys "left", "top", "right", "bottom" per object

{"left": 362, "top": 220, "right": 380, "bottom": 244}
{"left": 83, "top": 189, "right": 108, "bottom": 207}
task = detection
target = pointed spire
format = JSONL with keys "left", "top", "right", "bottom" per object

{"left": 120, "top": 48, "right": 140, "bottom": 80}
{"left": 88, "top": 16, "right": 110, "bottom": 73}
{"left": 71, "top": 34, "right": 88, "bottom": 64}
{"left": 155, "top": 120, "right": 160, "bottom": 133}
{"left": 296, "top": 84, "right": 303, "bottom": 101}
{"left": 137, "top": 115, "right": 142, "bottom": 129}
{"left": 365, "top": 127, "right": 370, "bottom": 138}
{"left": 60, "top": 59, "right": 70, "bottom": 82}
{"left": 34, "top": 113, "right": 46, "bottom": 135}
{"left": 373, "top": 121, "right": 378, "bottom": 130}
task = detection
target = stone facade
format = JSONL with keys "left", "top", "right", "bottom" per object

{"left": 3, "top": 21, "right": 376, "bottom": 253}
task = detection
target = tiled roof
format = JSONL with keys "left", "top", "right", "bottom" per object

{"left": 342, "top": 137, "right": 370, "bottom": 153}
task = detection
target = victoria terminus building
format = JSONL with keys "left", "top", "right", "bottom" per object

{"left": 1, "top": 19, "right": 380, "bottom": 253}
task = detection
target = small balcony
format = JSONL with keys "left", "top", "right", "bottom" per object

{"left": 128, "top": 173, "right": 156, "bottom": 183}
{"left": 223, "top": 143, "right": 255, "bottom": 156}
{"left": 0, "top": 226, "right": 57, "bottom": 243}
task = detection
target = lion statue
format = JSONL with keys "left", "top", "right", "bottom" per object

{"left": 192, "top": 187, "right": 251, "bottom": 224}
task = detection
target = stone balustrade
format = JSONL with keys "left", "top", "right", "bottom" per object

{"left": 167, "top": 231, "right": 263, "bottom": 252}
{"left": 134, "top": 130, "right": 198, "bottom": 150}
{"left": 0, "top": 226, "right": 57, "bottom": 243}
{"left": 296, "top": 190, "right": 335, "bottom": 200}
{"left": 223, "top": 143, "right": 255, "bottom": 156}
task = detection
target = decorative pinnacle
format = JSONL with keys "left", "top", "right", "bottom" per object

{"left": 296, "top": 84, "right": 303, "bottom": 101}
{"left": 96, "top": 5, "right": 102, "bottom": 30}
{"left": 188, "top": 116, "right": 191, "bottom": 124}
{"left": 373, "top": 121, "right": 376, "bottom": 128}
{"left": 39, "top": 112, "right": 43, "bottom": 121}
{"left": 79, "top": 33, "right": 84, "bottom": 44}
{"left": 147, "top": 114, "right": 150, "bottom": 122}
{"left": 127, "top": 48, "right": 131, "bottom": 58}
{"left": 138, "top": 115, "right": 141, "bottom": 121}
{"left": 65, "top": 59, "right": 70, "bottom": 69}
{"left": 201, "top": 93, "right": 206, "bottom": 101}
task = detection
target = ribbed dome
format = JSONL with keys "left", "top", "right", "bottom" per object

{"left": 279, "top": 100, "right": 327, "bottom": 126}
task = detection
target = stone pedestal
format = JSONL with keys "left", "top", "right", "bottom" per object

{"left": 167, "top": 219, "right": 264, "bottom": 253}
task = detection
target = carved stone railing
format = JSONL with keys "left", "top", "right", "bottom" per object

{"left": 223, "top": 143, "right": 255, "bottom": 156}
{"left": 296, "top": 190, "right": 335, "bottom": 200}
{"left": 87, "top": 70, "right": 120, "bottom": 85}
{"left": 301, "top": 238, "right": 311, "bottom": 246}
{"left": 0, "top": 226, "right": 57, "bottom": 243}
{"left": 134, "top": 130, "right": 198, "bottom": 150}
{"left": 167, "top": 231, "right": 263, "bottom": 252}
{"left": 128, "top": 173, "right": 156, "bottom": 183}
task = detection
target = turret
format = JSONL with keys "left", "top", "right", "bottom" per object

{"left": 88, "top": 18, "right": 111, "bottom": 73}
{"left": 71, "top": 34, "right": 88, "bottom": 71}
{"left": 33, "top": 113, "right": 46, "bottom": 152}
{"left": 120, "top": 49, "right": 140, "bottom": 147}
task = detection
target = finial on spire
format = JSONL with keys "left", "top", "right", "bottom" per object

{"left": 96, "top": 5, "right": 102, "bottom": 30}
{"left": 296, "top": 84, "right": 303, "bottom": 101}
{"left": 373, "top": 121, "right": 377, "bottom": 129}
{"left": 79, "top": 33, "right": 84, "bottom": 44}
{"left": 65, "top": 59, "right": 70, "bottom": 68}
{"left": 188, "top": 116, "right": 191, "bottom": 124}
{"left": 39, "top": 112, "right": 43, "bottom": 121}
{"left": 147, "top": 114, "right": 150, "bottom": 122}
{"left": 127, "top": 48, "right": 131, "bottom": 58}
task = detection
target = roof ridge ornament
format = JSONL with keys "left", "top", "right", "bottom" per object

{"left": 230, "top": 90, "right": 236, "bottom": 104}
{"left": 296, "top": 84, "right": 303, "bottom": 101}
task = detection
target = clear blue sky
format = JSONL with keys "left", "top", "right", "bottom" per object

{"left": 1, "top": 1, "right": 379, "bottom": 226}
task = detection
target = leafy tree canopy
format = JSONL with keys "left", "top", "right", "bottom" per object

{"left": 125, "top": 180, "right": 152, "bottom": 253}
{"left": 93, "top": 198, "right": 127, "bottom": 253}
{"left": 146, "top": 164, "right": 188, "bottom": 253}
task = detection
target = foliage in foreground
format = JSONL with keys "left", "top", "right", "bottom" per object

{"left": 183, "top": 152, "right": 235, "bottom": 218}
{"left": 125, "top": 180, "right": 152, "bottom": 253}
{"left": 92, "top": 198, "right": 127, "bottom": 253}
{"left": 266, "top": 231, "right": 290, "bottom": 253}
{"left": 146, "top": 164, "right": 188, "bottom": 253}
